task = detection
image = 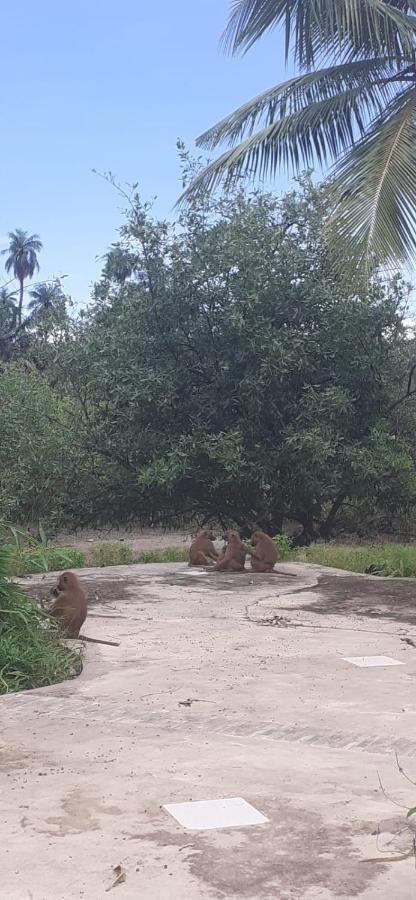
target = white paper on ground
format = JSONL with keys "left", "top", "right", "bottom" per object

{"left": 343, "top": 656, "right": 403, "bottom": 667}
{"left": 163, "top": 797, "right": 269, "bottom": 830}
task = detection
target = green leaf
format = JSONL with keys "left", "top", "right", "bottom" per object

{"left": 222, "top": 0, "right": 416, "bottom": 66}
{"left": 330, "top": 85, "right": 416, "bottom": 268}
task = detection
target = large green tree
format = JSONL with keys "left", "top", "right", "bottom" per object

{"left": 183, "top": 0, "right": 416, "bottom": 270}
{"left": 60, "top": 171, "right": 416, "bottom": 540}
{"left": 2, "top": 230, "right": 43, "bottom": 326}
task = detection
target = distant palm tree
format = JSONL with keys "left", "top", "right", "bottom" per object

{"left": 183, "top": 0, "right": 416, "bottom": 271}
{"left": 2, "top": 230, "right": 43, "bottom": 325}
{"left": 0, "top": 286, "right": 18, "bottom": 338}
{"left": 27, "top": 281, "right": 63, "bottom": 319}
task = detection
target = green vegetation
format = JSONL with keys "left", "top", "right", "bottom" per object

{"left": 2, "top": 170, "right": 416, "bottom": 547}
{"left": 89, "top": 542, "right": 134, "bottom": 567}
{"left": 0, "top": 548, "right": 82, "bottom": 694}
{"left": 296, "top": 543, "right": 416, "bottom": 578}
{"left": 6, "top": 546, "right": 85, "bottom": 577}
{"left": 186, "top": 0, "right": 416, "bottom": 271}
{"left": 136, "top": 546, "right": 188, "bottom": 564}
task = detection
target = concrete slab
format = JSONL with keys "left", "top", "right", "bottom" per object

{"left": 2, "top": 561, "right": 416, "bottom": 899}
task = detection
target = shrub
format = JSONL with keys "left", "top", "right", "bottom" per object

{"left": 273, "top": 534, "right": 293, "bottom": 560}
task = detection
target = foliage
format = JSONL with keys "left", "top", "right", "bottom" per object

{"left": 136, "top": 546, "right": 188, "bottom": 563}
{"left": 0, "top": 547, "right": 82, "bottom": 694}
{"left": 273, "top": 534, "right": 293, "bottom": 560}
{"left": 296, "top": 542, "right": 416, "bottom": 577}
{"left": 183, "top": 0, "right": 416, "bottom": 270}
{"left": 5, "top": 546, "right": 85, "bottom": 577}
{"left": 0, "top": 364, "right": 96, "bottom": 529}
{"left": 89, "top": 542, "right": 134, "bottom": 567}
{"left": 58, "top": 169, "right": 415, "bottom": 541}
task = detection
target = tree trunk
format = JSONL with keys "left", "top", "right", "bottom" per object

{"left": 17, "top": 277, "right": 24, "bottom": 327}
{"left": 319, "top": 493, "right": 346, "bottom": 540}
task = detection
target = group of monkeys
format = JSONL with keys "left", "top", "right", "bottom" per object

{"left": 43, "top": 529, "right": 287, "bottom": 645}
{"left": 189, "top": 529, "right": 283, "bottom": 574}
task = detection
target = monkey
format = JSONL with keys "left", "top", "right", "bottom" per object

{"left": 212, "top": 530, "right": 246, "bottom": 572}
{"left": 243, "top": 531, "right": 297, "bottom": 577}
{"left": 244, "top": 531, "right": 278, "bottom": 573}
{"left": 47, "top": 572, "right": 119, "bottom": 647}
{"left": 189, "top": 530, "right": 219, "bottom": 566}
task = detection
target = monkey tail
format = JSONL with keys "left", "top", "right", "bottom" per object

{"left": 76, "top": 635, "right": 120, "bottom": 647}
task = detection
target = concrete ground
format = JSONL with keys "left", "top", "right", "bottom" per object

{"left": 2, "top": 562, "right": 416, "bottom": 900}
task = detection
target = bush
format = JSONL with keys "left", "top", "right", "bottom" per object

{"left": 89, "top": 542, "right": 134, "bottom": 567}
{"left": 273, "top": 534, "right": 293, "bottom": 560}
{"left": 0, "top": 547, "right": 82, "bottom": 694}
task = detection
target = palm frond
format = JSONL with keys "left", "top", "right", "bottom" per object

{"left": 197, "top": 58, "right": 397, "bottom": 150}
{"left": 180, "top": 69, "right": 402, "bottom": 202}
{"left": 222, "top": 0, "right": 416, "bottom": 66}
{"left": 330, "top": 84, "right": 416, "bottom": 268}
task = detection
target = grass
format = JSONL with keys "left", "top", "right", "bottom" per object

{"left": 296, "top": 543, "right": 416, "bottom": 577}
{"left": 136, "top": 546, "right": 188, "bottom": 563}
{"left": 89, "top": 542, "right": 134, "bottom": 567}
{"left": 0, "top": 547, "right": 82, "bottom": 694}
{"left": 5, "top": 545, "right": 86, "bottom": 577}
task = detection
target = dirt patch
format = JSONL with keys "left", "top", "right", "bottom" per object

{"left": 53, "top": 527, "right": 191, "bottom": 554}
{"left": 287, "top": 575, "right": 416, "bottom": 627}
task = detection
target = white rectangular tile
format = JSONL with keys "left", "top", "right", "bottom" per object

{"left": 163, "top": 797, "right": 268, "bottom": 830}
{"left": 343, "top": 656, "right": 403, "bottom": 668}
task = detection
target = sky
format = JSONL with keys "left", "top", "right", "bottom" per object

{"left": 0, "top": 0, "right": 293, "bottom": 305}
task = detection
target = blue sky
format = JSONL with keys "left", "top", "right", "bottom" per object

{"left": 0, "top": 0, "right": 294, "bottom": 304}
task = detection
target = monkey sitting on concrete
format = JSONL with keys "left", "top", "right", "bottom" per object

{"left": 189, "top": 530, "right": 219, "bottom": 566}
{"left": 47, "top": 571, "right": 119, "bottom": 646}
{"left": 212, "top": 531, "right": 246, "bottom": 572}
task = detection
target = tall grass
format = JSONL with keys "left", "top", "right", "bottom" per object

{"left": 0, "top": 547, "right": 82, "bottom": 694}
{"left": 298, "top": 543, "right": 416, "bottom": 577}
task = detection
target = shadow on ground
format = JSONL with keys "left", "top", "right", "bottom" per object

{"left": 290, "top": 575, "right": 416, "bottom": 626}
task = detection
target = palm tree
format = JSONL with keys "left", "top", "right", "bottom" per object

{"left": 182, "top": 0, "right": 416, "bottom": 270}
{"left": 27, "top": 281, "right": 64, "bottom": 318}
{"left": 2, "top": 230, "right": 43, "bottom": 325}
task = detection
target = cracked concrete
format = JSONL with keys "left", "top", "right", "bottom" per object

{"left": 2, "top": 561, "right": 416, "bottom": 899}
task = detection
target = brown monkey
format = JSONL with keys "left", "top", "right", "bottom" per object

{"left": 244, "top": 531, "right": 277, "bottom": 573}
{"left": 49, "top": 571, "right": 87, "bottom": 637}
{"left": 48, "top": 572, "right": 119, "bottom": 646}
{"left": 189, "top": 530, "right": 219, "bottom": 566}
{"left": 212, "top": 530, "right": 246, "bottom": 572}
{"left": 244, "top": 531, "right": 297, "bottom": 577}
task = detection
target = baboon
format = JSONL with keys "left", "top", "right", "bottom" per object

{"left": 48, "top": 572, "right": 119, "bottom": 646}
{"left": 244, "top": 531, "right": 297, "bottom": 577}
{"left": 189, "top": 530, "right": 219, "bottom": 566}
{"left": 49, "top": 571, "right": 87, "bottom": 637}
{"left": 212, "top": 530, "right": 246, "bottom": 572}
{"left": 244, "top": 531, "right": 277, "bottom": 573}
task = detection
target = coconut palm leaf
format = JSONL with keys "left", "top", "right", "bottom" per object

{"left": 223, "top": 0, "right": 416, "bottom": 65}
{"left": 330, "top": 84, "right": 416, "bottom": 267}
{"left": 197, "top": 58, "right": 397, "bottom": 150}
{"left": 179, "top": 69, "right": 406, "bottom": 200}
